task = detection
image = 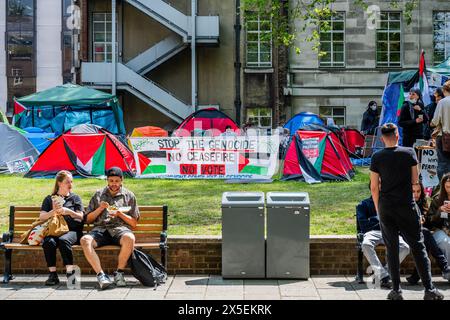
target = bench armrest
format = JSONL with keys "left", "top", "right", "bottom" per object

{"left": 160, "top": 231, "right": 168, "bottom": 250}
{"left": 1, "top": 231, "right": 13, "bottom": 245}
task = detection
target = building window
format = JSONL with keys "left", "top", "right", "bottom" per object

{"left": 319, "top": 12, "right": 345, "bottom": 67}
{"left": 433, "top": 12, "right": 450, "bottom": 64}
{"left": 319, "top": 106, "right": 346, "bottom": 126}
{"left": 62, "top": 0, "right": 77, "bottom": 83}
{"left": 92, "top": 13, "right": 113, "bottom": 62}
{"left": 7, "top": 0, "right": 34, "bottom": 31}
{"left": 6, "top": 0, "right": 35, "bottom": 115}
{"left": 245, "top": 14, "right": 272, "bottom": 67}
{"left": 376, "top": 12, "right": 402, "bottom": 67}
{"left": 247, "top": 108, "right": 272, "bottom": 128}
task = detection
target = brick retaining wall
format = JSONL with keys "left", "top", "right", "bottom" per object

{"left": 0, "top": 235, "right": 442, "bottom": 276}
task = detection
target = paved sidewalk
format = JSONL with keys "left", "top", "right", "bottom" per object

{"left": 0, "top": 274, "right": 449, "bottom": 300}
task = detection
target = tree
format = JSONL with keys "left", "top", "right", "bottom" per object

{"left": 242, "top": 0, "right": 419, "bottom": 55}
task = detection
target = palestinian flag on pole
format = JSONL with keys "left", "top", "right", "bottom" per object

{"left": 418, "top": 50, "right": 431, "bottom": 106}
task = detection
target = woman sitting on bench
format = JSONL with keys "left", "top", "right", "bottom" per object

{"left": 40, "top": 170, "right": 84, "bottom": 286}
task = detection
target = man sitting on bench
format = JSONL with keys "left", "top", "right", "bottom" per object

{"left": 80, "top": 167, "right": 140, "bottom": 290}
{"left": 357, "top": 184, "right": 410, "bottom": 288}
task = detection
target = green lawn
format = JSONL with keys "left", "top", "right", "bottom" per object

{"left": 0, "top": 168, "right": 370, "bottom": 235}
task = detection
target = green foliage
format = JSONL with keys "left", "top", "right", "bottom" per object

{"left": 242, "top": 0, "right": 419, "bottom": 57}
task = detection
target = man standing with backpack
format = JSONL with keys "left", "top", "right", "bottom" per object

{"left": 370, "top": 123, "right": 443, "bottom": 300}
{"left": 81, "top": 167, "right": 139, "bottom": 290}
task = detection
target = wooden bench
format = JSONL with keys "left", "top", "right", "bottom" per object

{"left": 1, "top": 205, "right": 168, "bottom": 283}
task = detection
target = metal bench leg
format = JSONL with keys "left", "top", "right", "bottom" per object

{"left": 161, "top": 247, "right": 167, "bottom": 270}
{"left": 3, "top": 249, "right": 13, "bottom": 284}
{"left": 355, "top": 248, "right": 364, "bottom": 283}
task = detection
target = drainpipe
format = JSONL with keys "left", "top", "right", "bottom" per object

{"left": 234, "top": 0, "right": 242, "bottom": 126}
{"left": 111, "top": 0, "right": 117, "bottom": 95}
{"left": 191, "top": 0, "right": 197, "bottom": 111}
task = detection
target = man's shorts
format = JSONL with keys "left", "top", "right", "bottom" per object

{"left": 89, "top": 229, "right": 133, "bottom": 248}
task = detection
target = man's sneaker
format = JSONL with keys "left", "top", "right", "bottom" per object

{"left": 406, "top": 273, "right": 420, "bottom": 286}
{"left": 45, "top": 272, "right": 60, "bottom": 286}
{"left": 113, "top": 271, "right": 127, "bottom": 287}
{"left": 380, "top": 276, "right": 392, "bottom": 289}
{"left": 424, "top": 288, "right": 444, "bottom": 300}
{"left": 387, "top": 289, "right": 404, "bottom": 300}
{"left": 97, "top": 272, "right": 113, "bottom": 290}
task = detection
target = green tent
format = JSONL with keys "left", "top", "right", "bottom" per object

{"left": 427, "top": 57, "right": 450, "bottom": 76}
{"left": 15, "top": 84, "right": 126, "bottom": 135}
{"left": 16, "top": 84, "right": 116, "bottom": 106}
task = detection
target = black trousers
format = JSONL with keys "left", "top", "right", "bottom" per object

{"left": 42, "top": 231, "right": 83, "bottom": 268}
{"left": 409, "top": 227, "right": 449, "bottom": 278}
{"left": 378, "top": 201, "right": 434, "bottom": 291}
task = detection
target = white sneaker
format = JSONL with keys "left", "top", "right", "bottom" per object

{"left": 113, "top": 271, "right": 127, "bottom": 287}
{"left": 97, "top": 273, "right": 113, "bottom": 290}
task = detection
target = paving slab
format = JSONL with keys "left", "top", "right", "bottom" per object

{"left": 1, "top": 274, "right": 448, "bottom": 300}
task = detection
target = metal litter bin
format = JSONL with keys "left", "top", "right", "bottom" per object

{"left": 221, "top": 192, "right": 265, "bottom": 278}
{"left": 266, "top": 192, "right": 310, "bottom": 279}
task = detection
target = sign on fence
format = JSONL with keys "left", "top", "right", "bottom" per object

{"left": 130, "top": 135, "right": 280, "bottom": 179}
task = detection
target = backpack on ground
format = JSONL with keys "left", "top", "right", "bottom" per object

{"left": 128, "top": 249, "right": 167, "bottom": 288}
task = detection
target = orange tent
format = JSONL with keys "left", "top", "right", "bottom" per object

{"left": 131, "top": 126, "right": 168, "bottom": 137}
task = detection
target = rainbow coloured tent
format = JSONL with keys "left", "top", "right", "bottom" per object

{"left": 25, "top": 124, "right": 149, "bottom": 178}
{"left": 282, "top": 126, "right": 354, "bottom": 183}
{"left": 173, "top": 108, "right": 239, "bottom": 137}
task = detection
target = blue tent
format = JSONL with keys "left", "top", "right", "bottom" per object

{"left": 284, "top": 112, "right": 324, "bottom": 136}
{"left": 23, "top": 127, "right": 56, "bottom": 153}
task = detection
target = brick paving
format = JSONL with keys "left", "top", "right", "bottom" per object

{"left": 0, "top": 274, "right": 449, "bottom": 300}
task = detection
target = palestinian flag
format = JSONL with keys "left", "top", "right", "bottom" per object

{"left": 396, "top": 85, "right": 405, "bottom": 117}
{"left": 13, "top": 99, "right": 27, "bottom": 115}
{"left": 64, "top": 134, "right": 107, "bottom": 176}
{"left": 418, "top": 50, "right": 431, "bottom": 106}
{"left": 238, "top": 152, "right": 271, "bottom": 176}
{"left": 12, "top": 99, "right": 27, "bottom": 125}
{"left": 139, "top": 150, "right": 167, "bottom": 174}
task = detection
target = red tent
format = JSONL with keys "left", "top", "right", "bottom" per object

{"left": 340, "top": 128, "right": 365, "bottom": 156}
{"left": 25, "top": 124, "right": 149, "bottom": 178}
{"left": 173, "top": 108, "right": 239, "bottom": 137}
{"left": 282, "top": 128, "right": 354, "bottom": 182}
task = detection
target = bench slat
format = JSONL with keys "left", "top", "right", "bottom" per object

{"left": 13, "top": 212, "right": 164, "bottom": 219}
{"left": 4, "top": 243, "right": 161, "bottom": 250}
{"left": 13, "top": 219, "right": 164, "bottom": 226}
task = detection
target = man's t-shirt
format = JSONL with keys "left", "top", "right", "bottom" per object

{"left": 41, "top": 193, "right": 84, "bottom": 232}
{"left": 370, "top": 146, "right": 418, "bottom": 206}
